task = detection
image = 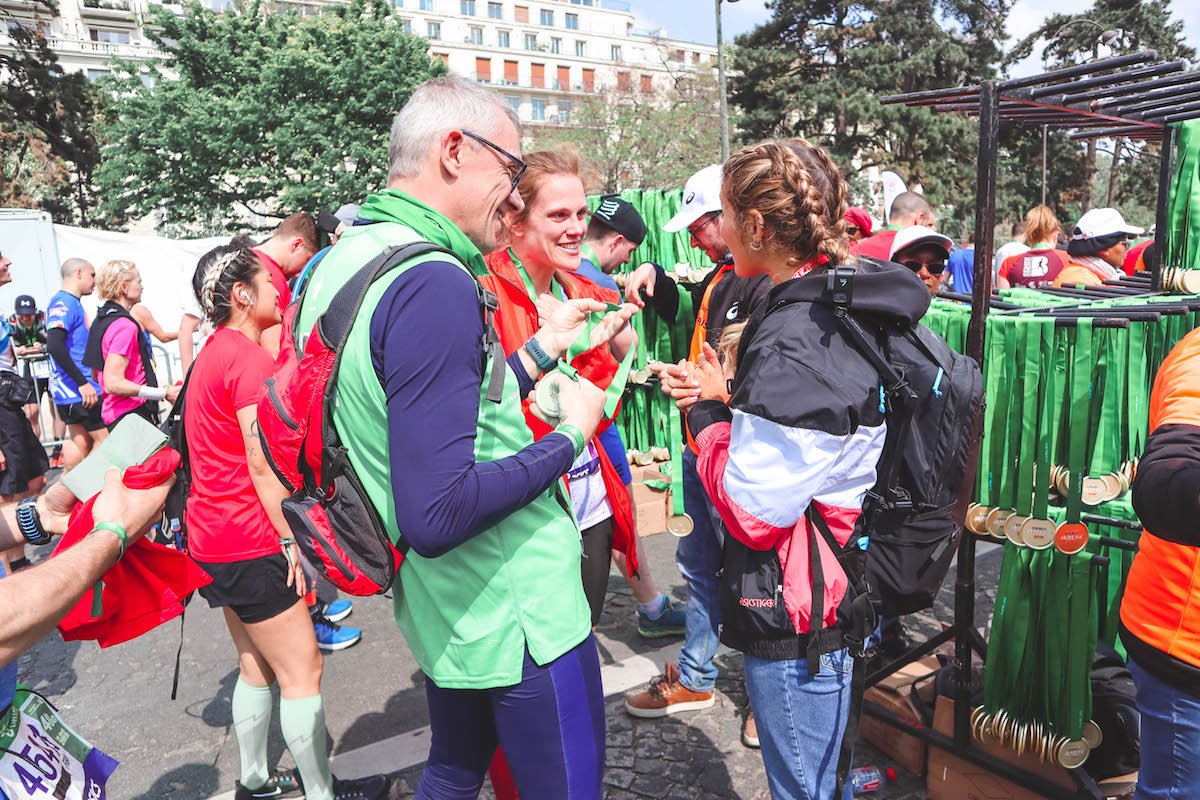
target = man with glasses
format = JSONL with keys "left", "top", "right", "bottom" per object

{"left": 622, "top": 164, "right": 770, "bottom": 750}
{"left": 1055, "top": 207, "right": 1143, "bottom": 288}
{"left": 291, "top": 76, "right": 634, "bottom": 798}
{"left": 890, "top": 226, "right": 953, "bottom": 298}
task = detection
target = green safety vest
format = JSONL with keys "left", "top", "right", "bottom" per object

{"left": 295, "top": 189, "right": 590, "bottom": 688}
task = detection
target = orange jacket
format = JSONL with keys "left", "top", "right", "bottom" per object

{"left": 1121, "top": 328, "right": 1200, "bottom": 688}
{"left": 481, "top": 249, "right": 639, "bottom": 576}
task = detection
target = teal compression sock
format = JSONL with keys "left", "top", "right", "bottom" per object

{"left": 231, "top": 678, "right": 274, "bottom": 790}
{"left": 280, "top": 693, "right": 334, "bottom": 800}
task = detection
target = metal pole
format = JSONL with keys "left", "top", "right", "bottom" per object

{"left": 1154, "top": 124, "right": 1175, "bottom": 291}
{"left": 957, "top": 78, "right": 999, "bottom": 751}
{"left": 716, "top": 0, "right": 730, "bottom": 162}
{"left": 1041, "top": 125, "right": 1048, "bottom": 205}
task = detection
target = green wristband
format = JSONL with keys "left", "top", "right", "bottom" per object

{"left": 555, "top": 424, "right": 586, "bottom": 458}
{"left": 91, "top": 521, "right": 129, "bottom": 559}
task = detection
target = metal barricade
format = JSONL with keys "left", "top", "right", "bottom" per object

{"left": 17, "top": 354, "right": 67, "bottom": 452}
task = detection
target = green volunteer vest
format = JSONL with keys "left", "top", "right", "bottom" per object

{"left": 295, "top": 190, "right": 590, "bottom": 688}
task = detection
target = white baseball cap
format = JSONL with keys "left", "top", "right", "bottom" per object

{"left": 1073, "top": 207, "right": 1144, "bottom": 240}
{"left": 664, "top": 164, "right": 723, "bottom": 233}
{"left": 890, "top": 225, "right": 953, "bottom": 260}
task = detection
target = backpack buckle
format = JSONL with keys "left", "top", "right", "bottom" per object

{"left": 827, "top": 266, "right": 854, "bottom": 310}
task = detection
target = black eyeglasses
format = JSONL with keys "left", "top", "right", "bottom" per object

{"left": 462, "top": 130, "right": 527, "bottom": 195}
{"left": 688, "top": 211, "right": 721, "bottom": 238}
{"left": 901, "top": 259, "right": 946, "bottom": 276}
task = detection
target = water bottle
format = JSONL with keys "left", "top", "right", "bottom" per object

{"left": 169, "top": 518, "right": 182, "bottom": 550}
{"left": 849, "top": 765, "right": 895, "bottom": 793}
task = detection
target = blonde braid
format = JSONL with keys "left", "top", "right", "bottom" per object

{"left": 200, "top": 250, "right": 240, "bottom": 319}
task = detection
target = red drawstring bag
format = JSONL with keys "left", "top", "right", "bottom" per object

{"left": 55, "top": 448, "right": 212, "bottom": 648}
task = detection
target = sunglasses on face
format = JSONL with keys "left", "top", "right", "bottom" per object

{"left": 688, "top": 211, "right": 720, "bottom": 239}
{"left": 901, "top": 259, "right": 946, "bottom": 276}
{"left": 462, "top": 130, "right": 527, "bottom": 195}
{"left": 846, "top": 225, "right": 860, "bottom": 237}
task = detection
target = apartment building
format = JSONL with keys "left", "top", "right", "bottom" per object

{"left": 0, "top": 0, "right": 718, "bottom": 125}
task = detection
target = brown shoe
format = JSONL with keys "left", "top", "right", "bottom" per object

{"left": 624, "top": 660, "right": 716, "bottom": 718}
{"left": 742, "top": 711, "right": 760, "bottom": 748}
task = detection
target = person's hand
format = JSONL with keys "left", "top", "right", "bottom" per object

{"left": 282, "top": 541, "right": 307, "bottom": 597}
{"left": 694, "top": 343, "right": 730, "bottom": 404}
{"left": 553, "top": 375, "right": 607, "bottom": 443}
{"left": 659, "top": 358, "right": 702, "bottom": 411}
{"left": 534, "top": 298, "right": 638, "bottom": 359}
{"left": 80, "top": 384, "right": 98, "bottom": 408}
{"left": 35, "top": 481, "right": 79, "bottom": 537}
{"left": 624, "top": 263, "right": 658, "bottom": 308}
{"left": 90, "top": 467, "right": 174, "bottom": 547}
{"left": 0, "top": 448, "right": 5, "bottom": 473}
{"left": 165, "top": 384, "right": 181, "bottom": 404}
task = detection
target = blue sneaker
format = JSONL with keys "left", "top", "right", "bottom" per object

{"left": 314, "top": 620, "right": 361, "bottom": 652}
{"left": 637, "top": 596, "right": 687, "bottom": 639}
{"left": 314, "top": 599, "right": 353, "bottom": 623}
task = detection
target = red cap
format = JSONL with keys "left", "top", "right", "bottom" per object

{"left": 886, "top": 768, "right": 896, "bottom": 782}
{"left": 845, "top": 207, "right": 874, "bottom": 238}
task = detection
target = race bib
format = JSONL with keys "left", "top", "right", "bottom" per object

{"left": 29, "top": 360, "right": 51, "bottom": 380}
{"left": 0, "top": 687, "right": 118, "bottom": 800}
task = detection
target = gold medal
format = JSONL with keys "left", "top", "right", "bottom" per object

{"left": 1082, "top": 720, "right": 1103, "bottom": 750}
{"left": 1004, "top": 514, "right": 1028, "bottom": 546}
{"left": 967, "top": 504, "right": 991, "bottom": 536}
{"left": 629, "top": 368, "right": 652, "bottom": 385}
{"left": 1100, "top": 473, "right": 1124, "bottom": 502}
{"left": 1055, "top": 522, "right": 1089, "bottom": 555}
{"left": 1056, "top": 738, "right": 1090, "bottom": 769}
{"left": 986, "top": 508, "right": 1012, "bottom": 540}
{"left": 1080, "top": 477, "right": 1108, "bottom": 506}
{"left": 666, "top": 513, "right": 694, "bottom": 537}
{"left": 632, "top": 450, "right": 655, "bottom": 466}
{"left": 1054, "top": 467, "right": 1070, "bottom": 497}
{"left": 1020, "top": 518, "right": 1057, "bottom": 550}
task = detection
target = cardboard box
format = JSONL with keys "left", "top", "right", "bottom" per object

{"left": 861, "top": 655, "right": 940, "bottom": 775}
{"left": 926, "top": 698, "right": 1137, "bottom": 800}
{"left": 635, "top": 496, "right": 668, "bottom": 537}
{"left": 628, "top": 465, "right": 669, "bottom": 485}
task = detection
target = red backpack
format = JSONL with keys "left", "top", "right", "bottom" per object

{"left": 257, "top": 241, "right": 505, "bottom": 595}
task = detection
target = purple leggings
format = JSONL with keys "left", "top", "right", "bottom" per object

{"left": 415, "top": 633, "right": 605, "bottom": 800}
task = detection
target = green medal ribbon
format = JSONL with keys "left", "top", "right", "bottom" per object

{"left": 1013, "top": 320, "right": 1039, "bottom": 521}
{"left": 1065, "top": 320, "right": 1093, "bottom": 526}
{"left": 667, "top": 401, "right": 686, "bottom": 518}
{"left": 1033, "top": 319, "right": 1056, "bottom": 521}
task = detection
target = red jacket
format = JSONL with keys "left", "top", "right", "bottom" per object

{"left": 481, "top": 249, "right": 638, "bottom": 575}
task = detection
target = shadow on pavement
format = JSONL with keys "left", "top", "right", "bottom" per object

{"left": 129, "top": 762, "right": 220, "bottom": 800}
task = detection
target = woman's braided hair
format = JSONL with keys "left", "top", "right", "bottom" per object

{"left": 192, "top": 247, "right": 261, "bottom": 326}
{"left": 721, "top": 138, "right": 850, "bottom": 267}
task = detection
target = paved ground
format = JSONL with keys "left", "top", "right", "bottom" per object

{"left": 13, "top": 530, "right": 1003, "bottom": 799}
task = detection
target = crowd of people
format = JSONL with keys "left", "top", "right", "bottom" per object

{"left": 0, "top": 73, "right": 1183, "bottom": 800}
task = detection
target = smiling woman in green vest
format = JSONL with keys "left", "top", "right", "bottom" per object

{"left": 294, "top": 77, "right": 636, "bottom": 800}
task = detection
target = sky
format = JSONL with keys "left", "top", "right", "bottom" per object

{"left": 632, "top": 0, "right": 1200, "bottom": 77}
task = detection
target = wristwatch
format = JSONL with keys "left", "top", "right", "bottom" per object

{"left": 523, "top": 336, "right": 558, "bottom": 373}
{"left": 16, "top": 496, "right": 52, "bottom": 546}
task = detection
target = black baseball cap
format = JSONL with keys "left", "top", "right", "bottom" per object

{"left": 14, "top": 295, "right": 36, "bottom": 315}
{"left": 590, "top": 195, "right": 647, "bottom": 245}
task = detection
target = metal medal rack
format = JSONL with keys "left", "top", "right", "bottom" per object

{"left": 860, "top": 52, "right": 1200, "bottom": 799}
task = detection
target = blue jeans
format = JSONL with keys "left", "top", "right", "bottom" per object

{"left": 676, "top": 448, "right": 725, "bottom": 693}
{"left": 744, "top": 648, "right": 855, "bottom": 800}
{"left": 1129, "top": 657, "right": 1200, "bottom": 800}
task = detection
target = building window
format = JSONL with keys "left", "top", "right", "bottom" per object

{"left": 539, "top": 9, "right": 553, "bottom": 25}
{"left": 488, "top": 1, "right": 501, "bottom": 18}
{"left": 395, "top": 0, "right": 402, "bottom": 6}
{"left": 475, "top": 56, "right": 491, "bottom": 81}
{"left": 469, "top": 25, "right": 483, "bottom": 44}
{"left": 524, "top": 33, "right": 537, "bottom": 50}
{"left": 611, "top": 45, "right": 621, "bottom": 61}
{"left": 400, "top": 17, "right": 412, "bottom": 32}
{"left": 514, "top": 4, "right": 528, "bottom": 23}
{"left": 503, "top": 59, "right": 518, "bottom": 85}
{"left": 581, "top": 67, "right": 595, "bottom": 92}
{"left": 427, "top": 21, "right": 441, "bottom": 39}
{"left": 506, "top": 95, "right": 521, "bottom": 116}
{"left": 556, "top": 64, "right": 569, "bottom": 90}
{"left": 640, "top": 74, "right": 652, "bottom": 92}
{"left": 89, "top": 28, "right": 130, "bottom": 43}
{"left": 420, "top": 0, "right": 434, "bottom": 9}
{"left": 460, "top": 0, "right": 475, "bottom": 14}
{"left": 550, "top": 37, "right": 561, "bottom": 54}
{"left": 617, "top": 71, "right": 630, "bottom": 90}
{"left": 531, "top": 98, "right": 545, "bottom": 121}
{"left": 565, "top": 12, "right": 578, "bottom": 29}
{"left": 574, "top": 40, "right": 585, "bottom": 57}
{"left": 434, "top": 52, "right": 449, "bottom": 65}
{"left": 531, "top": 62, "right": 544, "bottom": 88}
{"left": 557, "top": 100, "right": 571, "bottom": 123}
{"left": 86, "top": 68, "right": 111, "bottom": 81}
{"left": 497, "top": 29, "right": 510, "bottom": 47}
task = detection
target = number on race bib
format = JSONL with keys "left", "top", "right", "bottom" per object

{"left": 15, "top": 762, "right": 49, "bottom": 795}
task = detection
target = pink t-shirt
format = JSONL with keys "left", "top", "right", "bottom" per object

{"left": 99, "top": 317, "right": 147, "bottom": 424}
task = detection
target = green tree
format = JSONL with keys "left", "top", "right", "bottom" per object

{"left": 97, "top": 0, "right": 445, "bottom": 230}
{"left": 1008, "top": 0, "right": 1195, "bottom": 212}
{"left": 730, "top": 0, "right": 1009, "bottom": 227}
{"left": 532, "top": 73, "right": 723, "bottom": 193}
{"left": 1, "top": 7, "right": 106, "bottom": 225}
